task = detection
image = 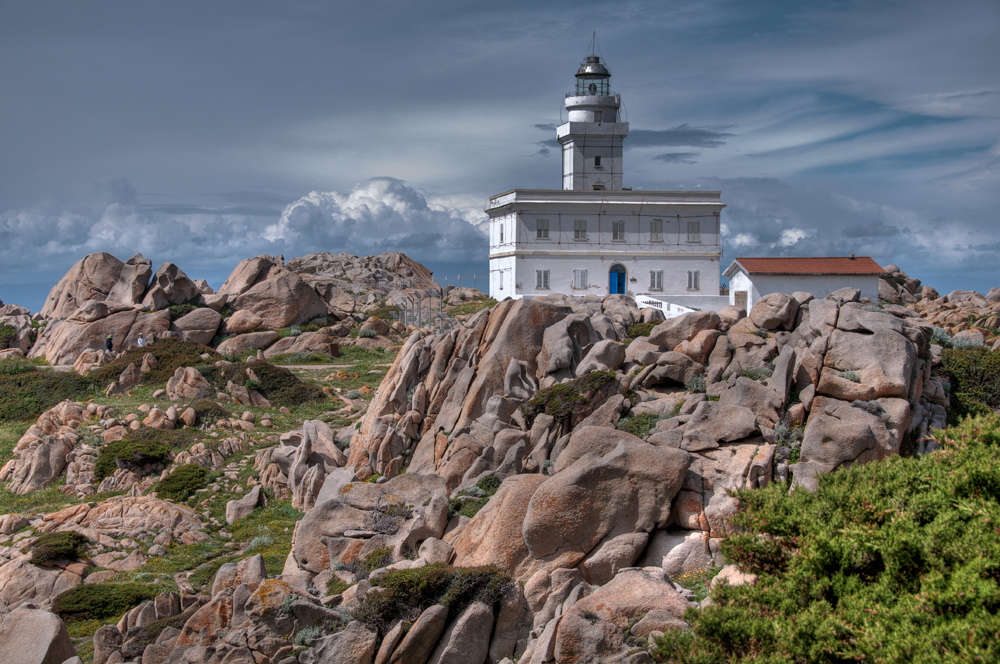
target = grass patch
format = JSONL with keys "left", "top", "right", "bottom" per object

{"left": 448, "top": 298, "right": 497, "bottom": 317}
{"left": 229, "top": 500, "right": 304, "bottom": 576}
{"left": 0, "top": 370, "right": 93, "bottom": 421}
{"left": 653, "top": 413, "right": 1000, "bottom": 664}
{"left": 52, "top": 583, "right": 159, "bottom": 622}
{"left": 156, "top": 464, "right": 210, "bottom": 501}
{"left": 353, "top": 563, "right": 514, "bottom": 636}
{"left": 672, "top": 566, "right": 723, "bottom": 603}
{"left": 27, "top": 531, "right": 88, "bottom": 565}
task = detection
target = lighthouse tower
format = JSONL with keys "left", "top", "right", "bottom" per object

{"left": 557, "top": 52, "right": 629, "bottom": 191}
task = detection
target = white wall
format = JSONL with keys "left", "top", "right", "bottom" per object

{"left": 728, "top": 268, "right": 879, "bottom": 313}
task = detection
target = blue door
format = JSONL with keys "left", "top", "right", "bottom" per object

{"left": 609, "top": 264, "right": 626, "bottom": 294}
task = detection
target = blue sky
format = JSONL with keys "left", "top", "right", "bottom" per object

{"left": 1, "top": 0, "right": 998, "bottom": 311}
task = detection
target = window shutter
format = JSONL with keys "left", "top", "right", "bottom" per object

{"left": 582, "top": 269, "right": 587, "bottom": 288}
{"left": 543, "top": 270, "right": 550, "bottom": 289}
{"left": 693, "top": 270, "right": 700, "bottom": 290}
{"left": 649, "top": 270, "right": 655, "bottom": 289}
{"left": 536, "top": 270, "right": 542, "bottom": 289}
{"left": 687, "top": 270, "right": 693, "bottom": 289}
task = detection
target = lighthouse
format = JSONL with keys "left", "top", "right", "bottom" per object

{"left": 558, "top": 53, "right": 629, "bottom": 191}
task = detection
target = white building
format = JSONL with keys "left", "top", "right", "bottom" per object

{"left": 487, "top": 52, "right": 727, "bottom": 311}
{"left": 723, "top": 256, "right": 884, "bottom": 313}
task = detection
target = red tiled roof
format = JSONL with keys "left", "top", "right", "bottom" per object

{"left": 732, "top": 256, "right": 885, "bottom": 275}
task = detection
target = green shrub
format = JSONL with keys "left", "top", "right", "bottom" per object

{"left": 652, "top": 413, "right": 1000, "bottom": 664}
{"left": 326, "top": 576, "right": 351, "bottom": 597}
{"left": 753, "top": 328, "right": 769, "bottom": 339}
{"left": 27, "top": 532, "right": 88, "bottom": 565}
{"left": 685, "top": 374, "right": 706, "bottom": 393}
{"left": 95, "top": 438, "right": 173, "bottom": 480}
{"left": 167, "top": 303, "right": 199, "bottom": 321}
{"left": 358, "top": 328, "right": 378, "bottom": 338}
{"left": 345, "top": 389, "right": 363, "bottom": 399}
{"left": 941, "top": 346, "right": 1000, "bottom": 423}
{"left": 191, "top": 399, "right": 228, "bottom": 424}
{"left": 626, "top": 322, "right": 656, "bottom": 339}
{"left": 838, "top": 369, "right": 861, "bottom": 383}
{"left": 448, "top": 475, "right": 502, "bottom": 520}
{"left": 852, "top": 399, "right": 884, "bottom": 416}
{"left": 931, "top": 326, "right": 953, "bottom": 348}
{"left": 952, "top": 337, "right": 986, "bottom": 350}
{"left": 89, "top": 338, "right": 220, "bottom": 385}
{"left": 616, "top": 412, "right": 660, "bottom": 439}
{"left": 156, "top": 464, "right": 210, "bottom": 501}
{"left": 199, "top": 361, "right": 325, "bottom": 407}
{"left": 737, "top": 367, "right": 772, "bottom": 381}
{"left": 0, "top": 357, "right": 34, "bottom": 375}
{"left": 367, "top": 306, "right": 399, "bottom": 321}
{"left": 0, "top": 324, "right": 16, "bottom": 349}
{"left": 0, "top": 370, "right": 92, "bottom": 421}
{"left": 52, "top": 583, "right": 158, "bottom": 622}
{"left": 344, "top": 547, "right": 393, "bottom": 581}
{"left": 352, "top": 563, "right": 514, "bottom": 636}
{"left": 294, "top": 626, "right": 323, "bottom": 646}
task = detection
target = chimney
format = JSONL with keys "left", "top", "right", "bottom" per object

{"left": 849, "top": 254, "right": 855, "bottom": 260}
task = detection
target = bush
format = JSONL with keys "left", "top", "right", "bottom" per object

{"left": 952, "top": 337, "right": 986, "bottom": 350}
{"left": 0, "top": 357, "right": 34, "bottom": 375}
{"left": 520, "top": 370, "right": 616, "bottom": 425}
{"left": 294, "top": 626, "right": 323, "bottom": 646}
{"left": 753, "top": 328, "right": 769, "bottom": 339}
{"left": 52, "top": 583, "right": 158, "bottom": 622}
{"left": 627, "top": 322, "right": 656, "bottom": 339}
{"left": 352, "top": 563, "right": 514, "bottom": 636}
{"left": 191, "top": 399, "right": 229, "bottom": 424}
{"left": 941, "top": 346, "right": 1000, "bottom": 423}
{"left": 851, "top": 399, "right": 884, "bottom": 415}
{"left": 737, "top": 367, "right": 772, "bottom": 381}
{"left": 653, "top": 413, "right": 1000, "bottom": 664}
{"left": 838, "top": 369, "right": 861, "bottom": 383}
{"left": 357, "top": 328, "right": 378, "bottom": 338}
{"left": 345, "top": 389, "right": 363, "bottom": 399}
{"left": 27, "top": 532, "right": 88, "bottom": 565}
{"left": 685, "top": 374, "right": 706, "bottom": 393}
{"left": 95, "top": 438, "right": 173, "bottom": 480}
{"left": 931, "top": 326, "right": 953, "bottom": 348}
{"left": 0, "top": 370, "right": 92, "bottom": 421}
{"left": 156, "top": 464, "right": 210, "bottom": 501}
{"left": 617, "top": 412, "right": 660, "bottom": 439}
{"left": 448, "top": 475, "right": 502, "bottom": 520}
{"left": 344, "top": 547, "right": 393, "bottom": 581}
{"left": 168, "top": 303, "right": 203, "bottom": 321}
{"left": 0, "top": 324, "right": 16, "bottom": 349}
{"left": 89, "top": 338, "right": 220, "bottom": 385}
{"left": 199, "top": 361, "right": 325, "bottom": 408}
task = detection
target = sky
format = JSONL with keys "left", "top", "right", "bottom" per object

{"left": 1, "top": 0, "right": 998, "bottom": 312}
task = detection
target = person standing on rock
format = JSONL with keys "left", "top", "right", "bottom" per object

{"left": 105, "top": 334, "right": 113, "bottom": 353}
{"left": 137, "top": 333, "right": 146, "bottom": 348}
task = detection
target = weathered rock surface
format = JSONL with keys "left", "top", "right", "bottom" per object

{"left": 0, "top": 608, "right": 76, "bottom": 664}
{"left": 40, "top": 252, "right": 125, "bottom": 319}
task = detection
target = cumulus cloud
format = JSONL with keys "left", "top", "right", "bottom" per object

{"left": 0, "top": 177, "right": 489, "bottom": 282}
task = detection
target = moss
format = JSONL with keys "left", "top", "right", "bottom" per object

{"left": 352, "top": 563, "right": 514, "bottom": 636}
{"left": 52, "top": 583, "right": 159, "bottom": 622}
{"left": 156, "top": 464, "right": 210, "bottom": 501}
{"left": 89, "top": 338, "right": 220, "bottom": 385}
{"left": 27, "top": 531, "right": 88, "bottom": 565}
{"left": 0, "top": 370, "right": 93, "bottom": 421}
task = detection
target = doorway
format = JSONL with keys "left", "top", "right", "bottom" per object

{"left": 609, "top": 264, "right": 627, "bottom": 295}
{"left": 734, "top": 291, "right": 748, "bottom": 313}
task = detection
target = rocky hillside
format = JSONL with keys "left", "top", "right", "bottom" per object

{"left": 1, "top": 256, "right": 998, "bottom": 664}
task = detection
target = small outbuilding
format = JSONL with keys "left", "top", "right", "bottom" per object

{"left": 723, "top": 256, "right": 884, "bottom": 313}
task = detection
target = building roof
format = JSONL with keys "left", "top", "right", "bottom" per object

{"left": 724, "top": 256, "right": 885, "bottom": 276}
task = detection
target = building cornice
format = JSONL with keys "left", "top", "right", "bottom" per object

{"left": 490, "top": 249, "right": 722, "bottom": 259}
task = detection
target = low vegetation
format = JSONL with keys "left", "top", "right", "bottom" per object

{"left": 89, "top": 337, "right": 220, "bottom": 385}
{"left": 200, "top": 361, "right": 325, "bottom": 407}
{"left": 449, "top": 474, "right": 501, "bottom": 519}
{"left": 0, "top": 323, "right": 17, "bottom": 349}
{"left": 352, "top": 563, "right": 514, "bottom": 636}
{"left": 94, "top": 437, "right": 173, "bottom": 481}
{"left": 940, "top": 346, "right": 1000, "bottom": 423}
{"left": 653, "top": 413, "right": 1000, "bottom": 663}
{"left": 0, "top": 369, "right": 93, "bottom": 421}
{"left": 52, "top": 583, "right": 159, "bottom": 622}
{"left": 27, "top": 531, "right": 88, "bottom": 565}
{"left": 0, "top": 357, "right": 34, "bottom": 375}
{"left": 520, "top": 369, "right": 617, "bottom": 425}
{"left": 156, "top": 463, "right": 210, "bottom": 501}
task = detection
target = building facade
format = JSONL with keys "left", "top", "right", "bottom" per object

{"left": 723, "top": 256, "right": 884, "bottom": 313}
{"left": 487, "top": 53, "right": 726, "bottom": 306}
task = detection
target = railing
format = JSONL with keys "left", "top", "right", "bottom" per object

{"left": 565, "top": 92, "right": 619, "bottom": 100}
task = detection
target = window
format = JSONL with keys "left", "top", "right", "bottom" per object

{"left": 574, "top": 219, "right": 587, "bottom": 240}
{"left": 612, "top": 220, "right": 625, "bottom": 241}
{"left": 594, "top": 155, "right": 602, "bottom": 167}
{"left": 498, "top": 272, "right": 503, "bottom": 290}
{"left": 594, "top": 111, "right": 602, "bottom": 123}
{"left": 687, "top": 270, "right": 701, "bottom": 290}
{"left": 536, "top": 219, "right": 549, "bottom": 240}
{"left": 687, "top": 221, "right": 701, "bottom": 243}
{"left": 499, "top": 223, "right": 504, "bottom": 244}
{"left": 649, "top": 270, "right": 663, "bottom": 290}
{"left": 536, "top": 269, "right": 550, "bottom": 290}
{"left": 574, "top": 269, "right": 588, "bottom": 289}
{"left": 650, "top": 219, "right": 663, "bottom": 242}
{"left": 592, "top": 184, "right": 604, "bottom": 190}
